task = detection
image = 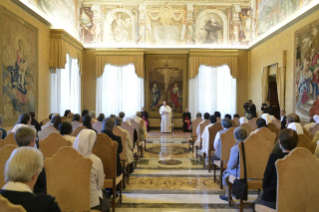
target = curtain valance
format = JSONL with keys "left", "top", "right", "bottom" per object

{"left": 95, "top": 51, "right": 144, "bottom": 78}
{"left": 188, "top": 50, "right": 239, "bottom": 79}
{"left": 49, "top": 29, "right": 83, "bottom": 75}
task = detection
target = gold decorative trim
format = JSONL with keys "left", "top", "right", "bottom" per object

{"left": 95, "top": 49, "right": 144, "bottom": 56}
{"left": 10, "top": 0, "right": 52, "bottom": 27}
{"left": 189, "top": 49, "right": 239, "bottom": 57}
{"left": 50, "top": 29, "right": 83, "bottom": 51}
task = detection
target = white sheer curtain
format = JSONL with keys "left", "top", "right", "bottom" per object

{"left": 51, "top": 54, "right": 81, "bottom": 115}
{"left": 96, "top": 64, "right": 144, "bottom": 118}
{"left": 189, "top": 65, "right": 237, "bottom": 118}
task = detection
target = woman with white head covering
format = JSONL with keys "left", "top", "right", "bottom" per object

{"left": 73, "top": 129, "right": 110, "bottom": 212}
{"left": 304, "top": 116, "right": 317, "bottom": 132}
{"left": 239, "top": 117, "right": 248, "bottom": 125}
{"left": 314, "top": 115, "right": 319, "bottom": 124}
{"left": 261, "top": 113, "right": 272, "bottom": 125}
{"left": 287, "top": 123, "right": 304, "bottom": 134}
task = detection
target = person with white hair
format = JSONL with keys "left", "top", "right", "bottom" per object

{"left": 73, "top": 129, "right": 110, "bottom": 212}
{"left": 0, "top": 147, "right": 61, "bottom": 212}
{"left": 0, "top": 114, "right": 7, "bottom": 139}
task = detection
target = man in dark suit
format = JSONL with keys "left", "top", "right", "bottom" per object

{"left": 280, "top": 110, "right": 287, "bottom": 129}
{"left": 101, "top": 117, "right": 123, "bottom": 177}
{"left": 14, "top": 127, "right": 47, "bottom": 195}
{"left": 246, "top": 100, "right": 257, "bottom": 117}
{"left": 261, "top": 100, "right": 274, "bottom": 115}
{"left": 0, "top": 147, "right": 61, "bottom": 212}
{"left": 141, "top": 107, "right": 149, "bottom": 132}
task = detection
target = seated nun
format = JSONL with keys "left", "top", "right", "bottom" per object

{"left": 73, "top": 129, "right": 110, "bottom": 212}
{"left": 0, "top": 147, "right": 61, "bottom": 212}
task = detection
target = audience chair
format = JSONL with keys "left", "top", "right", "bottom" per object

{"left": 70, "top": 126, "right": 86, "bottom": 137}
{"left": 131, "top": 120, "right": 143, "bottom": 157}
{"left": 256, "top": 127, "right": 277, "bottom": 144}
{"left": 140, "top": 119, "right": 147, "bottom": 150}
{"left": 228, "top": 134, "right": 273, "bottom": 212}
{"left": 309, "top": 123, "right": 319, "bottom": 136}
{"left": 255, "top": 147, "right": 319, "bottom": 212}
{"left": 41, "top": 118, "right": 50, "bottom": 126}
{"left": 121, "top": 122, "right": 137, "bottom": 167}
{"left": 271, "top": 118, "right": 281, "bottom": 130}
{"left": 0, "top": 145, "right": 18, "bottom": 188}
{"left": 231, "top": 120, "right": 239, "bottom": 127}
{"left": 240, "top": 123, "right": 252, "bottom": 135}
{"left": 0, "top": 131, "right": 2, "bottom": 140}
{"left": 195, "top": 119, "right": 210, "bottom": 159}
{"left": 44, "top": 147, "right": 97, "bottom": 212}
{"left": 39, "top": 133, "right": 72, "bottom": 159}
{"left": 297, "top": 134, "right": 316, "bottom": 154}
{"left": 207, "top": 122, "right": 223, "bottom": 171}
{"left": 232, "top": 117, "right": 240, "bottom": 127}
{"left": 248, "top": 117, "right": 258, "bottom": 130}
{"left": 188, "top": 117, "right": 203, "bottom": 152}
{"left": 92, "top": 121, "right": 103, "bottom": 133}
{"left": 267, "top": 123, "right": 279, "bottom": 142}
{"left": 0, "top": 195, "right": 26, "bottom": 212}
{"left": 92, "top": 134, "right": 123, "bottom": 212}
{"left": 113, "top": 127, "right": 129, "bottom": 184}
{"left": 303, "top": 128, "right": 314, "bottom": 140}
{"left": 213, "top": 127, "right": 236, "bottom": 189}
{"left": 71, "top": 121, "right": 81, "bottom": 132}
{"left": 38, "top": 125, "right": 58, "bottom": 140}
{"left": 0, "top": 134, "right": 16, "bottom": 149}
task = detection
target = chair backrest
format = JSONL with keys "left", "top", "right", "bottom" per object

{"left": 240, "top": 123, "right": 252, "bottom": 135}
{"left": 0, "top": 134, "right": 16, "bottom": 149}
{"left": 0, "top": 131, "right": 2, "bottom": 140}
{"left": 309, "top": 123, "right": 319, "bottom": 136}
{"left": 113, "top": 127, "right": 126, "bottom": 160}
{"left": 267, "top": 123, "right": 279, "bottom": 141}
{"left": 131, "top": 120, "right": 140, "bottom": 141}
{"left": 0, "top": 145, "right": 18, "bottom": 188}
{"left": 232, "top": 117, "right": 240, "bottom": 127}
{"left": 44, "top": 147, "right": 92, "bottom": 211}
{"left": 92, "top": 121, "right": 103, "bottom": 133}
{"left": 121, "top": 122, "right": 134, "bottom": 144}
{"left": 71, "top": 121, "right": 81, "bottom": 132}
{"left": 297, "top": 134, "right": 317, "bottom": 154}
{"left": 256, "top": 127, "right": 277, "bottom": 144}
{"left": 70, "top": 126, "right": 86, "bottom": 137}
{"left": 303, "top": 127, "right": 314, "bottom": 140}
{"left": 272, "top": 118, "right": 281, "bottom": 130}
{"left": 92, "top": 133, "right": 118, "bottom": 178}
{"left": 42, "top": 118, "right": 50, "bottom": 126}
{"left": 208, "top": 122, "right": 223, "bottom": 151}
{"left": 39, "top": 133, "right": 72, "bottom": 159}
{"left": 239, "top": 133, "right": 273, "bottom": 179}
{"left": 276, "top": 148, "right": 319, "bottom": 211}
{"left": 220, "top": 127, "right": 236, "bottom": 161}
{"left": 192, "top": 118, "right": 203, "bottom": 137}
{"left": 0, "top": 195, "right": 26, "bottom": 212}
{"left": 38, "top": 125, "right": 58, "bottom": 140}
{"left": 248, "top": 117, "right": 258, "bottom": 130}
{"left": 231, "top": 120, "right": 239, "bottom": 127}
{"left": 199, "top": 120, "right": 210, "bottom": 144}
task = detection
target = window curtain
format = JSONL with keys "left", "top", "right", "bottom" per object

{"left": 51, "top": 54, "right": 81, "bottom": 115}
{"left": 96, "top": 64, "right": 144, "bottom": 118}
{"left": 189, "top": 65, "right": 237, "bottom": 118}
{"left": 276, "top": 67, "right": 286, "bottom": 110}
{"left": 261, "top": 66, "right": 269, "bottom": 102}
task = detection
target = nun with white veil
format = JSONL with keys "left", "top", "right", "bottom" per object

{"left": 261, "top": 113, "right": 272, "bottom": 125}
{"left": 239, "top": 117, "right": 249, "bottom": 125}
{"left": 304, "top": 115, "right": 319, "bottom": 132}
{"left": 73, "top": 129, "right": 110, "bottom": 212}
{"left": 287, "top": 122, "right": 304, "bottom": 135}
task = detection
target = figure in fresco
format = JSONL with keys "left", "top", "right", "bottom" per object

{"left": 170, "top": 83, "right": 182, "bottom": 109}
{"left": 203, "top": 16, "right": 222, "bottom": 43}
{"left": 310, "top": 47, "right": 319, "bottom": 99}
{"left": 150, "top": 83, "right": 161, "bottom": 108}
{"left": 111, "top": 13, "right": 132, "bottom": 43}
{"left": 155, "top": 64, "right": 179, "bottom": 92}
{"left": 296, "top": 51, "right": 312, "bottom": 107}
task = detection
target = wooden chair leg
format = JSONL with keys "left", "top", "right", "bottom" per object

{"left": 203, "top": 152, "right": 206, "bottom": 168}
{"left": 219, "top": 161, "right": 223, "bottom": 189}
{"left": 120, "top": 179, "right": 123, "bottom": 204}
{"left": 213, "top": 164, "right": 216, "bottom": 182}
{"left": 228, "top": 182, "right": 232, "bottom": 206}
{"left": 208, "top": 156, "right": 211, "bottom": 172}
{"left": 112, "top": 180, "right": 116, "bottom": 212}
{"left": 144, "top": 139, "right": 146, "bottom": 150}
{"left": 127, "top": 164, "right": 130, "bottom": 183}
{"left": 239, "top": 199, "right": 243, "bottom": 212}
{"left": 122, "top": 161, "right": 126, "bottom": 189}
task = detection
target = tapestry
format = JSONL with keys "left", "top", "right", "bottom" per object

{"left": 0, "top": 7, "right": 38, "bottom": 125}
{"left": 294, "top": 19, "right": 319, "bottom": 121}
{"left": 145, "top": 55, "right": 187, "bottom": 117}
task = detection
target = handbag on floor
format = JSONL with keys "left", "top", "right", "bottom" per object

{"left": 231, "top": 141, "right": 248, "bottom": 200}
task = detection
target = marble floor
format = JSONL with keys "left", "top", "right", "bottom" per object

{"left": 117, "top": 131, "right": 255, "bottom": 212}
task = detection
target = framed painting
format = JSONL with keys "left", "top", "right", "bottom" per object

{"left": 294, "top": 19, "right": 319, "bottom": 122}
{"left": 0, "top": 7, "right": 38, "bottom": 126}
{"left": 145, "top": 54, "right": 187, "bottom": 118}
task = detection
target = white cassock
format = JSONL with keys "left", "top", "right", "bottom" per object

{"left": 159, "top": 105, "right": 172, "bottom": 132}
{"left": 200, "top": 123, "right": 214, "bottom": 155}
{"left": 194, "top": 120, "right": 205, "bottom": 147}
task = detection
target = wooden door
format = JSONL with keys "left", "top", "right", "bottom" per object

{"left": 268, "top": 81, "right": 280, "bottom": 120}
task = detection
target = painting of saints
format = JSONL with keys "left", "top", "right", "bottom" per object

{"left": 310, "top": 47, "right": 319, "bottom": 99}
{"left": 203, "top": 17, "right": 223, "bottom": 44}
{"left": 170, "top": 83, "right": 182, "bottom": 109}
{"left": 150, "top": 83, "right": 161, "bottom": 108}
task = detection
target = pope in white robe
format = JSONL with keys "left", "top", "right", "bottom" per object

{"left": 159, "top": 101, "right": 172, "bottom": 133}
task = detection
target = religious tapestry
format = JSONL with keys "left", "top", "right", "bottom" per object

{"left": 0, "top": 7, "right": 38, "bottom": 126}
{"left": 145, "top": 55, "right": 187, "bottom": 117}
{"left": 294, "top": 19, "right": 319, "bottom": 121}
